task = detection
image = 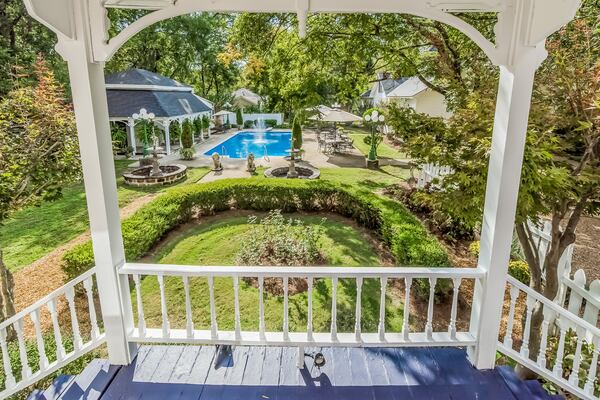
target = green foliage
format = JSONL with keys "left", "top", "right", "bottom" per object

{"left": 170, "top": 120, "right": 182, "bottom": 139}
{"left": 468, "top": 240, "right": 530, "bottom": 284}
{"left": 243, "top": 120, "right": 254, "bottom": 129}
{"left": 106, "top": 11, "right": 238, "bottom": 107}
{"left": 179, "top": 147, "right": 195, "bottom": 161}
{"left": 202, "top": 114, "right": 210, "bottom": 130}
{"left": 292, "top": 116, "right": 303, "bottom": 150}
{"left": 0, "top": 58, "right": 80, "bottom": 223}
{"left": 264, "top": 119, "right": 277, "bottom": 128}
{"left": 110, "top": 122, "right": 128, "bottom": 154}
{"left": 193, "top": 117, "right": 203, "bottom": 134}
{"left": 236, "top": 210, "right": 323, "bottom": 266}
{"left": 236, "top": 109, "right": 244, "bottom": 126}
{"left": 62, "top": 179, "right": 450, "bottom": 290}
{"left": 181, "top": 119, "right": 194, "bottom": 149}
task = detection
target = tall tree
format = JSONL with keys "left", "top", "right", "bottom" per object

{"left": 0, "top": 57, "right": 80, "bottom": 321}
{"left": 107, "top": 11, "right": 239, "bottom": 107}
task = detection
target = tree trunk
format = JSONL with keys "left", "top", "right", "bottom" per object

{"left": 0, "top": 249, "right": 16, "bottom": 340}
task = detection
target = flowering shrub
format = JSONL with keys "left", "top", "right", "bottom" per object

{"left": 236, "top": 210, "right": 324, "bottom": 266}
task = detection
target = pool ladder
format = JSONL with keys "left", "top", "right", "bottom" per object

{"left": 221, "top": 145, "right": 228, "bottom": 158}
{"left": 263, "top": 145, "right": 270, "bottom": 162}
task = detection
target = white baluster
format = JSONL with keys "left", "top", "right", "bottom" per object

{"left": 30, "top": 310, "right": 49, "bottom": 369}
{"left": 157, "top": 275, "right": 170, "bottom": 338}
{"left": 83, "top": 277, "right": 100, "bottom": 340}
{"left": 584, "top": 337, "right": 599, "bottom": 395}
{"left": 182, "top": 276, "right": 194, "bottom": 338}
{"left": 307, "top": 276, "right": 314, "bottom": 342}
{"left": 378, "top": 277, "right": 387, "bottom": 342}
{"left": 47, "top": 298, "right": 65, "bottom": 361}
{"left": 331, "top": 276, "right": 338, "bottom": 342}
{"left": 426, "top": 278, "right": 437, "bottom": 340}
{"left": 208, "top": 276, "right": 218, "bottom": 339}
{"left": 553, "top": 326, "right": 567, "bottom": 377}
{"left": 536, "top": 308, "right": 555, "bottom": 368}
{"left": 504, "top": 284, "right": 520, "bottom": 348}
{"left": 66, "top": 287, "right": 82, "bottom": 351}
{"left": 133, "top": 274, "right": 146, "bottom": 337}
{"left": 0, "top": 327, "right": 16, "bottom": 389}
{"left": 14, "top": 320, "right": 31, "bottom": 379}
{"left": 403, "top": 277, "right": 412, "bottom": 340}
{"left": 355, "top": 277, "right": 363, "bottom": 342}
{"left": 520, "top": 295, "right": 535, "bottom": 358}
{"left": 283, "top": 276, "right": 289, "bottom": 341}
{"left": 233, "top": 276, "right": 241, "bottom": 341}
{"left": 569, "top": 328, "right": 585, "bottom": 387}
{"left": 448, "top": 278, "right": 462, "bottom": 340}
{"left": 259, "top": 276, "right": 266, "bottom": 341}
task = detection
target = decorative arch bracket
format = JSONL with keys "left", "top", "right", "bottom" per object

{"left": 23, "top": 0, "right": 580, "bottom": 69}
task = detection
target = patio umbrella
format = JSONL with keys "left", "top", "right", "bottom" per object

{"left": 309, "top": 109, "right": 362, "bottom": 122}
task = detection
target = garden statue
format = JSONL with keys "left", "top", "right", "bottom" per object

{"left": 212, "top": 152, "right": 223, "bottom": 171}
{"left": 247, "top": 153, "right": 256, "bottom": 173}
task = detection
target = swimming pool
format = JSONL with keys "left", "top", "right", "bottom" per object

{"left": 204, "top": 130, "right": 292, "bottom": 159}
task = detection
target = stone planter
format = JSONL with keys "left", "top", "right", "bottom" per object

{"left": 366, "top": 158, "right": 379, "bottom": 169}
{"left": 264, "top": 165, "right": 320, "bottom": 180}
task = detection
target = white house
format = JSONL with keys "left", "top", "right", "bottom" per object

{"left": 362, "top": 74, "right": 451, "bottom": 119}
{"left": 232, "top": 87, "right": 263, "bottom": 110}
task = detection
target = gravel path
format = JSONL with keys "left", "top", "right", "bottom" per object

{"left": 13, "top": 194, "right": 157, "bottom": 335}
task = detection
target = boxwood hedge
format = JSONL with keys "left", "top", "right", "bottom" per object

{"left": 63, "top": 179, "right": 451, "bottom": 294}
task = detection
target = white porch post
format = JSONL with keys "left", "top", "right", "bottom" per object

{"left": 164, "top": 122, "right": 171, "bottom": 155}
{"left": 64, "top": 42, "right": 136, "bottom": 365}
{"left": 127, "top": 119, "right": 136, "bottom": 155}
{"left": 469, "top": 57, "right": 543, "bottom": 369}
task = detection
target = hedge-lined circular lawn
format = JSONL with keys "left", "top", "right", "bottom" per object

{"left": 135, "top": 213, "right": 402, "bottom": 333}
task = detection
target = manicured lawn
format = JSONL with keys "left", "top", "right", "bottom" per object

{"left": 345, "top": 128, "right": 407, "bottom": 159}
{"left": 0, "top": 160, "right": 209, "bottom": 271}
{"left": 135, "top": 214, "right": 404, "bottom": 334}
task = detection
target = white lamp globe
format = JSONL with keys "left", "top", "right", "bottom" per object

{"left": 140, "top": 108, "right": 147, "bottom": 114}
{"left": 372, "top": 110, "right": 379, "bottom": 118}
{"left": 379, "top": 115, "right": 385, "bottom": 122}
{"left": 149, "top": 113, "right": 155, "bottom": 119}
{"left": 364, "top": 114, "right": 371, "bottom": 122}
{"left": 132, "top": 113, "right": 139, "bottom": 119}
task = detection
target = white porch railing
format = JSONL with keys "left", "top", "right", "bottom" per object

{"left": 0, "top": 268, "right": 105, "bottom": 399}
{"left": 498, "top": 276, "right": 600, "bottom": 400}
{"left": 560, "top": 269, "right": 600, "bottom": 330}
{"left": 120, "top": 263, "right": 485, "bottom": 347}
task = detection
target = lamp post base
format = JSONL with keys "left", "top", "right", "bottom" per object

{"left": 366, "top": 158, "right": 379, "bottom": 169}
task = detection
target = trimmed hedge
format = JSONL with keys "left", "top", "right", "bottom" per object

{"left": 63, "top": 179, "right": 451, "bottom": 294}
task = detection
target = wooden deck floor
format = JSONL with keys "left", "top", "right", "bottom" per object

{"left": 65, "top": 345, "right": 539, "bottom": 400}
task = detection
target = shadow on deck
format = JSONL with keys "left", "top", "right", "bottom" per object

{"left": 31, "top": 345, "right": 561, "bottom": 400}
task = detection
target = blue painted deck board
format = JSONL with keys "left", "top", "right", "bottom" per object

{"left": 95, "top": 345, "right": 555, "bottom": 400}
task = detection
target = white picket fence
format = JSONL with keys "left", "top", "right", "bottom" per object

{"left": 416, "top": 163, "right": 453, "bottom": 189}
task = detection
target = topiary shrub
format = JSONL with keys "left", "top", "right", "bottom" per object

{"left": 265, "top": 119, "right": 277, "bottom": 128}
{"left": 236, "top": 109, "right": 243, "bottom": 127}
{"left": 62, "top": 179, "right": 451, "bottom": 299}
{"left": 243, "top": 120, "right": 254, "bottom": 129}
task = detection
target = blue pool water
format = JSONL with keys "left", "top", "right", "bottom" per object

{"left": 204, "top": 130, "right": 292, "bottom": 159}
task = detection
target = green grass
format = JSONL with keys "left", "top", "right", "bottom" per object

{"left": 345, "top": 128, "right": 407, "bottom": 159}
{"left": 0, "top": 160, "right": 209, "bottom": 271}
{"left": 136, "top": 214, "right": 404, "bottom": 334}
{"left": 253, "top": 166, "right": 410, "bottom": 191}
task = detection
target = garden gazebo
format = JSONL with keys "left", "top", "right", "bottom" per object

{"left": 8, "top": 0, "right": 588, "bottom": 399}
{"left": 106, "top": 68, "right": 213, "bottom": 155}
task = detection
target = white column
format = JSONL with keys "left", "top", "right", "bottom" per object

{"left": 164, "top": 122, "right": 171, "bottom": 155}
{"left": 64, "top": 42, "right": 136, "bottom": 365}
{"left": 127, "top": 119, "right": 136, "bottom": 155}
{"left": 468, "top": 60, "right": 540, "bottom": 369}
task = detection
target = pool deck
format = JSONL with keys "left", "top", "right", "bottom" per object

{"left": 33, "top": 345, "right": 559, "bottom": 400}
